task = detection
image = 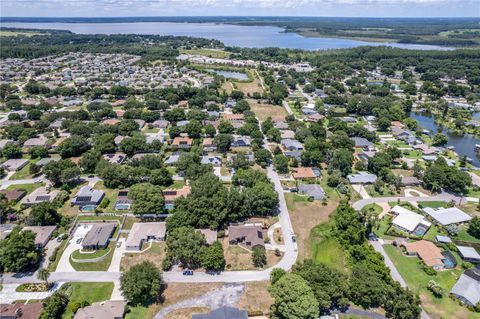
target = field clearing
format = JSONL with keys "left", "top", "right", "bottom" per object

{"left": 180, "top": 48, "right": 230, "bottom": 58}
{"left": 236, "top": 281, "right": 273, "bottom": 315}
{"left": 120, "top": 242, "right": 167, "bottom": 271}
{"left": 7, "top": 182, "right": 43, "bottom": 194}
{"left": 250, "top": 102, "right": 288, "bottom": 121}
{"left": 0, "top": 30, "right": 46, "bottom": 37}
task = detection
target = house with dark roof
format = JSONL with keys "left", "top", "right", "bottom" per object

{"left": 298, "top": 184, "right": 326, "bottom": 200}
{"left": 231, "top": 135, "right": 251, "bottom": 148}
{"left": 192, "top": 306, "right": 247, "bottom": 319}
{"left": 71, "top": 186, "right": 105, "bottom": 207}
{"left": 351, "top": 137, "right": 374, "bottom": 151}
{"left": 0, "top": 302, "right": 43, "bottom": 319}
{"left": 0, "top": 189, "right": 26, "bottom": 202}
{"left": 228, "top": 225, "right": 264, "bottom": 249}
{"left": 81, "top": 223, "right": 116, "bottom": 250}
{"left": 281, "top": 139, "right": 304, "bottom": 151}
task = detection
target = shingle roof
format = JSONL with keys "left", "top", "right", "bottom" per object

{"left": 451, "top": 273, "right": 480, "bottom": 306}
{"left": 81, "top": 223, "right": 116, "bottom": 248}
{"left": 192, "top": 306, "right": 247, "bottom": 319}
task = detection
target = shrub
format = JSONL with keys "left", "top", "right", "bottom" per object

{"left": 49, "top": 247, "right": 59, "bottom": 262}
{"left": 427, "top": 280, "right": 444, "bottom": 298}
{"left": 462, "top": 261, "right": 474, "bottom": 269}
{"left": 99, "top": 197, "right": 110, "bottom": 209}
{"left": 423, "top": 266, "right": 437, "bottom": 276}
{"left": 161, "top": 258, "right": 172, "bottom": 271}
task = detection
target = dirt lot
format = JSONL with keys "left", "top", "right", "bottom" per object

{"left": 164, "top": 307, "right": 210, "bottom": 319}
{"left": 250, "top": 102, "right": 288, "bottom": 121}
{"left": 120, "top": 242, "right": 166, "bottom": 271}
{"left": 235, "top": 78, "right": 264, "bottom": 95}
{"left": 285, "top": 193, "right": 338, "bottom": 260}
{"left": 236, "top": 281, "right": 273, "bottom": 316}
{"left": 222, "top": 238, "right": 282, "bottom": 270}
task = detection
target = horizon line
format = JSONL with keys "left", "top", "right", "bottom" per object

{"left": 1, "top": 15, "right": 479, "bottom": 19}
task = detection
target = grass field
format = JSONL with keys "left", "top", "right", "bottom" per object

{"left": 10, "top": 163, "right": 36, "bottom": 180}
{"left": 61, "top": 282, "right": 113, "bottom": 319}
{"left": 7, "top": 182, "right": 43, "bottom": 194}
{"left": 121, "top": 242, "right": 166, "bottom": 272}
{"left": 180, "top": 48, "right": 230, "bottom": 59}
{"left": 0, "top": 30, "right": 46, "bottom": 37}
{"left": 383, "top": 244, "right": 476, "bottom": 319}
{"left": 250, "top": 101, "right": 288, "bottom": 121}
{"left": 418, "top": 201, "right": 449, "bottom": 209}
{"left": 310, "top": 223, "right": 347, "bottom": 273}
{"left": 69, "top": 242, "right": 115, "bottom": 271}
{"left": 236, "top": 280, "right": 273, "bottom": 315}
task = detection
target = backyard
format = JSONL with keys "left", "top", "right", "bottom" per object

{"left": 120, "top": 242, "right": 167, "bottom": 272}
{"left": 61, "top": 282, "right": 114, "bottom": 319}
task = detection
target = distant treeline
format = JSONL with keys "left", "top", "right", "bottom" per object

{"left": 0, "top": 29, "right": 223, "bottom": 61}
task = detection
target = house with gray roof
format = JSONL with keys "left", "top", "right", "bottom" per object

{"left": 22, "top": 225, "right": 56, "bottom": 248}
{"left": 36, "top": 157, "right": 61, "bottom": 167}
{"left": 192, "top": 306, "right": 247, "bottom": 319}
{"left": 164, "top": 154, "right": 180, "bottom": 166}
{"left": 125, "top": 222, "right": 166, "bottom": 251}
{"left": 81, "top": 223, "right": 116, "bottom": 250}
{"left": 457, "top": 246, "right": 480, "bottom": 263}
{"left": 281, "top": 139, "right": 304, "bottom": 151}
{"left": 422, "top": 207, "right": 472, "bottom": 226}
{"left": 74, "top": 300, "right": 126, "bottom": 319}
{"left": 283, "top": 151, "right": 302, "bottom": 161}
{"left": 451, "top": 268, "right": 480, "bottom": 307}
{"left": 201, "top": 156, "right": 222, "bottom": 167}
{"left": 298, "top": 184, "right": 326, "bottom": 200}
{"left": 72, "top": 186, "right": 105, "bottom": 207}
{"left": 351, "top": 137, "right": 374, "bottom": 150}
{"left": 21, "top": 187, "right": 60, "bottom": 207}
{"left": 1, "top": 158, "right": 29, "bottom": 172}
{"left": 347, "top": 171, "right": 377, "bottom": 184}
{"left": 231, "top": 135, "right": 251, "bottom": 148}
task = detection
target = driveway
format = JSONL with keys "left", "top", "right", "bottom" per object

{"left": 154, "top": 283, "right": 244, "bottom": 319}
{"left": 266, "top": 222, "right": 286, "bottom": 252}
{"left": 0, "top": 178, "right": 45, "bottom": 190}
{"left": 107, "top": 238, "right": 125, "bottom": 272}
{"left": 56, "top": 224, "right": 92, "bottom": 272}
{"left": 352, "top": 184, "right": 371, "bottom": 199}
{"left": 41, "top": 238, "right": 62, "bottom": 269}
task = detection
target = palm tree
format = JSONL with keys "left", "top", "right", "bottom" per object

{"left": 37, "top": 268, "right": 50, "bottom": 288}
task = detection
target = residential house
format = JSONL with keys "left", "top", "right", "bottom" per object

{"left": 403, "top": 240, "right": 446, "bottom": 270}
{"left": 81, "top": 223, "right": 116, "bottom": 250}
{"left": 401, "top": 176, "right": 421, "bottom": 186}
{"left": 231, "top": 135, "right": 251, "bottom": 148}
{"left": 280, "top": 130, "right": 295, "bottom": 140}
{"left": 274, "top": 121, "right": 289, "bottom": 130}
{"left": 22, "top": 225, "right": 56, "bottom": 248}
{"left": 284, "top": 151, "right": 302, "bottom": 161}
{"left": 125, "top": 222, "right": 166, "bottom": 251}
{"left": 71, "top": 186, "right": 105, "bottom": 207}
{"left": 281, "top": 139, "right": 304, "bottom": 151}
{"left": 298, "top": 184, "right": 326, "bottom": 200}
{"left": 450, "top": 268, "right": 480, "bottom": 307}
{"left": 422, "top": 207, "right": 472, "bottom": 226}
{"left": 172, "top": 137, "right": 193, "bottom": 149}
{"left": 192, "top": 306, "right": 247, "bottom": 319}
{"left": 347, "top": 172, "right": 377, "bottom": 184}
{"left": 391, "top": 205, "right": 431, "bottom": 235}
{"left": 222, "top": 113, "right": 244, "bottom": 124}
{"left": 163, "top": 185, "right": 191, "bottom": 208}
{"left": 0, "top": 302, "right": 43, "bottom": 319}
{"left": 114, "top": 189, "right": 131, "bottom": 210}
{"left": 0, "top": 189, "right": 26, "bottom": 202}
{"left": 36, "top": 157, "right": 61, "bottom": 167}
{"left": 292, "top": 167, "right": 317, "bottom": 180}
{"left": 351, "top": 137, "right": 374, "bottom": 151}
{"left": 1, "top": 159, "right": 29, "bottom": 172}
{"left": 202, "top": 138, "right": 217, "bottom": 152}
{"left": 23, "top": 136, "right": 50, "bottom": 149}
{"left": 457, "top": 246, "right": 480, "bottom": 263}
{"left": 102, "top": 153, "right": 126, "bottom": 165}
{"left": 164, "top": 154, "right": 180, "bottom": 166}
{"left": 228, "top": 225, "right": 265, "bottom": 249}
{"left": 201, "top": 156, "right": 222, "bottom": 167}
{"left": 74, "top": 301, "right": 126, "bottom": 319}
{"left": 102, "top": 119, "right": 120, "bottom": 126}
{"left": 152, "top": 120, "right": 169, "bottom": 129}
{"left": 306, "top": 113, "right": 325, "bottom": 123}
{"left": 21, "top": 187, "right": 60, "bottom": 207}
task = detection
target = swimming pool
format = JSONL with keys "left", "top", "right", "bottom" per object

{"left": 81, "top": 205, "right": 97, "bottom": 212}
{"left": 164, "top": 203, "right": 175, "bottom": 210}
{"left": 115, "top": 203, "right": 131, "bottom": 210}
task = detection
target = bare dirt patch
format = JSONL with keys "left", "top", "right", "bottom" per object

{"left": 236, "top": 281, "right": 273, "bottom": 316}
{"left": 120, "top": 242, "right": 166, "bottom": 272}
{"left": 164, "top": 307, "right": 210, "bottom": 319}
{"left": 250, "top": 102, "right": 288, "bottom": 121}
{"left": 222, "top": 238, "right": 282, "bottom": 270}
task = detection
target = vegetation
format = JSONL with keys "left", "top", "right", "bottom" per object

{"left": 120, "top": 261, "right": 163, "bottom": 306}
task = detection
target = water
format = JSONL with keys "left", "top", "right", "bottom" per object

{"left": 411, "top": 111, "right": 480, "bottom": 167}
{"left": 0, "top": 22, "right": 454, "bottom": 51}
{"left": 206, "top": 69, "right": 249, "bottom": 80}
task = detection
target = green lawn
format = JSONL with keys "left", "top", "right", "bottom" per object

{"left": 69, "top": 242, "right": 115, "bottom": 271}
{"left": 361, "top": 203, "right": 382, "bottom": 215}
{"left": 418, "top": 201, "right": 449, "bottom": 209}
{"left": 6, "top": 182, "right": 43, "bottom": 194}
{"left": 383, "top": 244, "right": 477, "bottom": 319}
{"left": 61, "top": 282, "right": 114, "bottom": 319}
{"left": 71, "top": 247, "right": 112, "bottom": 260}
{"left": 47, "top": 238, "right": 68, "bottom": 272}
{"left": 365, "top": 185, "right": 397, "bottom": 198}
{"left": 310, "top": 223, "right": 347, "bottom": 273}
{"left": 10, "top": 163, "right": 35, "bottom": 180}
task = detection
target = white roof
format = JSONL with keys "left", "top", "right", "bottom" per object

{"left": 451, "top": 274, "right": 480, "bottom": 306}
{"left": 457, "top": 246, "right": 480, "bottom": 260}
{"left": 391, "top": 205, "right": 431, "bottom": 233}
{"left": 423, "top": 207, "right": 472, "bottom": 226}
{"left": 125, "top": 222, "right": 166, "bottom": 249}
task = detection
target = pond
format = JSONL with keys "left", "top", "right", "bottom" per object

{"left": 410, "top": 111, "right": 480, "bottom": 167}
{"left": 206, "top": 69, "right": 249, "bottom": 80}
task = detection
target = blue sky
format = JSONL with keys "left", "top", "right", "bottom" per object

{"left": 1, "top": 0, "right": 478, "bottom": 17}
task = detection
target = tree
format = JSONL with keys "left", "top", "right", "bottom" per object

{"left": 201, "top": 241, "right": 225, "bottom": 271}
{"left": 149, "top": 168, "right": 173, "bottom": 186}
{"left": 93, "top": 134, "right": 116, "bottom": 154}
{"left": 79, "top": 150, "right": 101, "bottom": 173}
{"left": 232, "top": 99, "right": 250, "bottom": 114}
{"left": 252, "top": 246, "right": 267, "bottom": 267}
{"left": 213, "top": 134, "right": 233, "bottom": 153}
{"left": 270, "top": 268, "right": 286, "bottom": 284}
{"left": 40, "top": 292, "right": 69, "bottom": 319}
{"left": 328, "top": 148, "right": 354, "bottom": 177}
{"left": 1, "top": 142, "right": 22, "bottom": 159}
{"left": 120, "top": 261, "right": 163, "bottom": 306}
{"left": 27, "top": 202, "right": 61, "bottom": 226}
{"left": 243, "top": 182, "right": 278, "bottom": 216}
{"left": 0, "top": 193, "right": 16, "bottom": 221}
{"left": 37, "top": 267, "right": 50, "bottom": 287}
{"left": 204, "top": 124, "right": 216, "bottom": 137}
{"left": 269, "top": 273, "right": 319, "bottom": 319}
{"left": 273, "top": 154, "right": 289, "bottom": 174}
{"left": 432, "top": 133, "right": 448, "bottom": 146}
{"left": 468, "top": 217, "right": 480, "bottom": 239}
{"left": 218, "top": 120, "right": 234, "bottom": 134}
{"left": 128, "top": 183, "right": 165, "bottom": 215}
{"left": 166, "top": 226, "right": 206, "bottom": 269}
{"left": 254, "top": 149, "right": 272, "bottom": 167}
{"left": 57, "top": 135, "right": 90, "bottom": 158}
{"left": 349, "top": 264, "right": 387, "bottom": 309}
{"left": 28, "top": 146, "right": 49, "bottom": 159}
{"left": 44, "top": 159, "right": 79, "bottom": 186}
{"left": 0, "top": 226, "right": 41, "bottom": 272}
{"left": 184, "top": 120, "right": 203, "bottom": 138}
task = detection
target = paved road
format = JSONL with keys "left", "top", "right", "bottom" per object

{"left": 154, "top": 283, "right": 244, "bottom": 319}
{"left": 469, "top": 172, "right": 480, "bottom": 188}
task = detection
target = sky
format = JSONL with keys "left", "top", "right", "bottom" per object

{"left": 0, "top": 0, "right": 479, "bottom": 17}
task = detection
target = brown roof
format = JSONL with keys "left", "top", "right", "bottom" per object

{"left": 115, "top": 110, "right": 125, "bottom": 117}
{"left": 391, "top": 121, "right": 405, "bottom": 128}
{"left": 172, "top": 137, "right": 193, "bottom": 146}
{"left": 163, "top": 185, "right": 191, "bottom": 203}
{"left": 22, "top": 226, "right": 56, "bottom": 247}
{"left": 228, "top": 225, "right": 264, "bottom": 248}
{"left": 203, "top": 138, "right": 214, "bottom": 146}
{"left": 292, "top": 167, "right": 316, "bottom": 179}
{"left": 112, "top": 99, "right": 125, "bottom": 106}
{"left": 74, "top": 301, "right": 126, "bottom": 319}
{"left": 404, "top": 240, "right": 444, "bottom": 267}
{"left": 0, "top": 189, "right": 26, "bottom": 202}
{"left": 102, "top": 119, "right": 120, "bottom": 126}
{"left": 0, "top": 302, "right": 43, "bottom": 319}
{"left": 222, "top": 114, "right": 244, "bottom": 121}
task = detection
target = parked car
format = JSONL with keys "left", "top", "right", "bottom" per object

{"left": 182, "top": 270, "right": 194, "bottom": 276}
{"left": 116, "top": 241, "right": 122, "bottom": 248}
{"left": 369, "top": 233, "right": 378, "bottom": 241}
{"left": 56, "top": 234, "right": 66, "bottom": 242}
{"left": 76, "top": 238, "right": 82, "bottom": 244}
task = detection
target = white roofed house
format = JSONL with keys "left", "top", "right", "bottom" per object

{"left": 347, "top": 172, "right": 377, "bottom": 184}
{"left": 422, "top": 207, "right": 472, "bottom": 226}
{"left": 391, "top": 205, "right": 431, "bottom": 236}
{"left": 450, "top": 268, "right": 480, "bottom": 307}
{"left": 457, "top": 246, "right": 480, "bottom": 263}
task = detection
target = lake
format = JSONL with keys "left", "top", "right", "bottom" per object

{"left": 0, "top": 22, "right": 454, "bottom": 51}
{"left": 206, "top": 69, "right": 249, "bottom": 81}
{"left": 411, "top": 111, "right": 480, "bottom": 167}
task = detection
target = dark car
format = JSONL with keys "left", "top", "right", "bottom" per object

{"left": 182, "top": 270, "right": 194, "bottom": 276}
{"left": 368, "top": 233, "right": 378, "bottom": 241}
